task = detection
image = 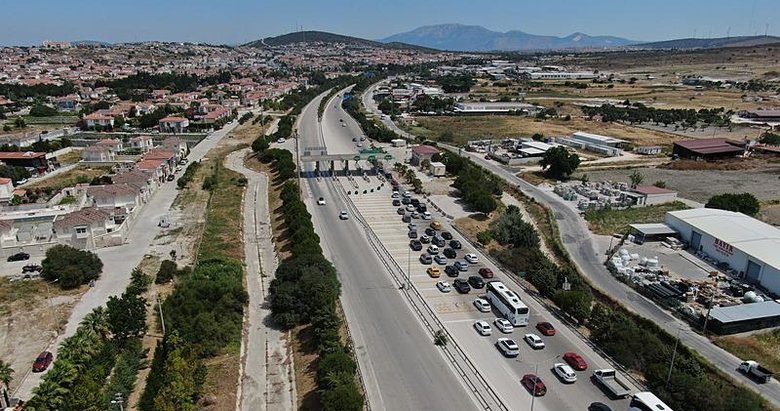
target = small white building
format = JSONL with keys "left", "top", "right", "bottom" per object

{"left": 623, "top": 185, "right": 678, "bottom": 206}
{"left": 0, "top": 178, "right": 14, "bottom": 203}
{"left": 665, "top": 208, "right": 780, "bottom": 295}
{"left": 429, "top": 161, "right": 446, "bottom": 177}
{"left": 636, "top": 146, "right": 663, "bottom": 155}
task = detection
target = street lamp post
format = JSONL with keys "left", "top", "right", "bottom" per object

{"left": 666, "top": 327, "right": 682, "bottom": 387}
{"left": 45, "top": 278, "right": 59, "bottom": 308}
{"left": 110, "top": 393, "right": 124, "bottom": 411}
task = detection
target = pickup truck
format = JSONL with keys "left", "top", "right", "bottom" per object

{"left": 592, "top": 369, "right": 631, "bottom": 399}
{"left": 738, "top": 360, "right": 774, "bottom": 383}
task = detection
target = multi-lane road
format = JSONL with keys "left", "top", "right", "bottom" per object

{"left": 297, "top": 90, "right": 482, "bottom": 411}
{"left": 297, "top": 88, "right": 640, "bottom": 410}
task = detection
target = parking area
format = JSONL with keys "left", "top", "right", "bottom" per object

{"left": 345, "top": 181, "right": 635, "bottom": 411}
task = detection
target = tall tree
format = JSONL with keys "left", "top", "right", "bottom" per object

{"left": 540, "top": 146, "right": 580, "bottom": 180}
{"left": 107, "top": 292, "right": 148, "bottom": 346}
{"left": 0, "top": 360, "right": 14, "bottom": 389}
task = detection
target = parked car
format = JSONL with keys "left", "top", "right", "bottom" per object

{"left": 317, "top": 197, "right": 326, "bottom": 205}
{"left": 392, "top": 192, "right": 400, "bottom": 198}
{"left": 443, "top": 248, "right": 457, "bottom": 258}
{"left": 393, "top": 199, "right": 401, "bottom": 206}
{"left": 521, "top": 374, "right": 547, "bottom": 396}
{"left": 468, "top": 275, "right": 485, "bottom": 289}
{"left": 419, "top": 254, "right": 432, "bottom": 264}
{"left": 473, "top": 298, "right": 492, "bottom": 313}
{"left": 421, "top": 211, "right": 432, "bottom": 219}
{"left": 402, "top": 214, "right": 411, "bottom": 223}
{"left": 496, "top": 338, "right": 519, "bottom": 357}
{"left": 478, "top": 268, "right": 494, "bottom": 279}
{"left": 444, "top": 265, "right": 459, "bottom": 277}
{"left": 536, "top": 322, "right": 556, "bottom": 336}
{"left": 32, "top": 351, "right": 53, "bottom": 372}
{"left": 494, "top": 318, "right": 514, "bottom": 333}
{"left": 432, "top": 236, "right": 446, "bottom": 247}
{"left": 425, "top": 227, "right": 436, "bottom": 236}
{"left": 402, "top": 197, "right": 411, "bottom": 205}
{"left": 406, "top": 204, "right": 415, "bottom": 212}
{"left": 7, "top": 252, "right": 30, "bottom": 262}
{"left": 409, "top": 240, "right": 423, "bottom": 251}
{"left": 22, "top": 264, "right": 42, "bottom": 273}
{"left": 410, "top": 211, "right": 419, "bottom": 219}
{"left": 427, "top": 267, "right": 441, "bottom": 278}
{"left": 588, "top": 402, "right": 613, "bottom": 411}
{"left": 436, "top": 280, "right": 451, "bottom": 293}
{"left": 427, "top": 245, "right": 439, "bottom": 255}
{"left": 453, "top": 278, "right": 471, "bottom": 293}
{"left": 524, "top": 333, "right": 545, "bottom": 349}
{"left": 474, "top": 320, "right": 492, "bottom": 336}
{"left": 434, "top": 255, "right": 448, "bottom": 265}
{"left": 397, "top": 207, "right": 406, "bottom": 215}
{"left": 408, "top": 230, "right": 418, "bottom": 239}
{"left": 403, "top": 191, "right": 412, "bottom": 198}
{"left": 430, "top": 220, "right": 442, "bottom": 230}
{"left": 563, "top": 352, "right": 588, "bottom": 371}
{"left": 553, "top": 363, "right": 577, "bottom": 384}
{"left": 449, "top": 240, "right": 462, "bottom": 249}
{"left": 339, "top": 211, "right": 349, "bottom": 220}
{"left": 166, "top": 174, "right": 176, "bottom": 181}
{"left": 440, "top": 231, "right": 453, "bottom": 240}
{"left": 455, "top": 261, "right": 468, "bottom": 271}
{"left": 464, "top": 253, "right": 478, "bottom": 264}
{"left": 419, "top": 235, "right": 431, "bottom": 244}
{"left": 410, "top": 198, "right": 420, "bottom": 207}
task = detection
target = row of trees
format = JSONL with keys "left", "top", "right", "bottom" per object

{"left": 437, "top": 150, "right": 501, "bottom": 214}
{"left": 176, "top": 161, "right": 202, "bottom": 189}
{"left": 581, "top": 103, "right": 731, "bottom": 128}
{"left": 25, "top": 267, "right": 151, "bottom": 410}
{"left": 263, "top": 167, "right": 363, "bottom": 409}
{"left": 0, "top": 82, "right": 76, "bottom": 100}
{"left": 140, "top": 258, "right": 247, "bottom": 410}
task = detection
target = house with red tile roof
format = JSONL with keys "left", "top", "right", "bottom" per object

{"left": 136, "top": 158, "right": 170, "bottom": 182}
{"left": 84, "top": 111, "right": 114, "bottom": 129}
{"left": 53, "top": 207, "right": 123, "bottom": 249}
{"left": 81, "top": 145, "right": 115, "bottom": 162}
{"left": 159, "top": 116, "right": 189, "bottom": 133}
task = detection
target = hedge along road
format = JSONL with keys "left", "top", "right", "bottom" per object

{"left": 441, "top": 143, "right": 780, "bottom": 407}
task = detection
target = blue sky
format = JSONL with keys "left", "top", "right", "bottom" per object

{"left": 0, "top": 0, "right": 778, "bottom": 46}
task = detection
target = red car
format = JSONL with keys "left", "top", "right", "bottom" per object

{"left": 563, "top": 352, "right": 588, "bottom": 371}
{"left": 521, "top": 374, "right": 547, "bottom": 396}
{"left": 32, "top": 351, "right": 53, "bottom": 372}
{"left": 536, "top": 322, "right": 556, "bottom": 336}
{"left": 478, "top": 267, "right": 494, "bottom": 279}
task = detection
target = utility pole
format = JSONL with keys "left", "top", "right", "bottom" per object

{"left": 666, "top": 328, "right": 681, "bottom": 387}
{"left": 156, "top": 292, "right": 166, "bottom": 335}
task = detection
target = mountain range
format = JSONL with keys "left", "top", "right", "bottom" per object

{"left": 379, "top": 24, "right": 638, "bottom": 51}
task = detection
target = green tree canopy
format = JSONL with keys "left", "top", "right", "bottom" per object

{"left": 705, "top": 193, "right": 760, "bottom": 216}
{"left": 540, "top": 146, "right": 581, "bottom": 180}
{"left": 41, "top": 245, "right": 103, "bottom": 289}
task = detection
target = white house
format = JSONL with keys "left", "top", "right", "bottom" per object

{"left": 0, "top": 178, "right": 14, "bottom": 203}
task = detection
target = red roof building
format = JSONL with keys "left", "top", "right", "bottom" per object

{"left": 672, "top": 138, "right": 744, "bottom": 160}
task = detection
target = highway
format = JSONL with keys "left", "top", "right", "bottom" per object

{"left": 297, "top": 90, "right": 483, "bottom": 411}
{"left": 316, "top": 88, "right": 639, "bottom": 410}
{"left": 362, "top": 79, "right": 780, "bottom": 406}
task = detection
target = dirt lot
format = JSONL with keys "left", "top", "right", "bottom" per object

{"left": 25, "top": 166, "right": 111, "bottom": 192}
{"left": 413, "top": 115, "right": 681, "bottom": 147}
{"left": 759, "top": 202, "right": 780, "bottom": 226}
{"left": 574, "top": 166, "right": 780, "bottom": 202}
{"left": 0, "top": 278, "right": 85, "bottom": 392}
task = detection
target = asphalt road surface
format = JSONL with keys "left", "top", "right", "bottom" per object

{"left": 443, "top": 144, "right": 780, "bottom": 407}
{"left": 297, "top": 91, "right": 483, "bottom": 411}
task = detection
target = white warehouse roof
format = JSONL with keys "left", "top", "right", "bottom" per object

{"left": 667, "top": 208, "right": 780, "bottom": 271}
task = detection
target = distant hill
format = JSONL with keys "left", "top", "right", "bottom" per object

{"left": 379, "top": 24, "right": 638, "bottom": 51}
{"left": 634, "top": 35, "right": 780, "bottom": 49}
{"left": 244, "top": 30, "right": 392, "bottom": 49}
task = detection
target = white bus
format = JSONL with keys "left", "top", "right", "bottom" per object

{"left": 628, "top": 392, "right": 673, "bottom": 411}
{"left": 485, "top": 281, "right": 529, "bottom": 326}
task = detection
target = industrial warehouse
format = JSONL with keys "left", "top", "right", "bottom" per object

{"left": 664, "top": 208, "right": 780, "bottom": 295}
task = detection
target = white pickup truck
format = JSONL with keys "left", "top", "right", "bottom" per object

{"left": 738, "top": 360, "right": 774, "bottom": 384}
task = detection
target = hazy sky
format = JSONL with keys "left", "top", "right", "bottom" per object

{"left": 0, "top": 0, "right": 777, "bottom": 46}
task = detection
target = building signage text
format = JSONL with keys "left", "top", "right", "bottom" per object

{"left": 713, "top": 238, "right": 733, "bottom": 256}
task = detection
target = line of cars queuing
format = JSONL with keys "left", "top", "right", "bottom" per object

{"left": 395, "top": 190, "right": 609, "bottom": 408}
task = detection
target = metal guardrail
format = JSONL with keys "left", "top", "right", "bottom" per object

{"left": 333, "top": 181, "right": 509, "bottom": 411}
{"left": 449, "top": 224, "right": 648, "bottom": 393}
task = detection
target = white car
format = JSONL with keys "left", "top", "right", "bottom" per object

{"left": 276, "top": 137, "right": 286, "bottom": 143}
{"left": 403, "top": 191, "right": 412, "bottom": 198}
{"left": 494, "top": 318, "right": 514, "bottom": 334}
{"left": 317, "top": 197, "right": 326, "bottom": 206}
{"left": 464, "top": 253, "right": 478, "bottom": 264}
{"left": 473, "top": 298, "right": 491, "bottom": 313}
{"left": 339, "top": 210, "right": 349, "bottom": 220}
{"left": 406, "top": 204, "right": 416, "bottom": 212}
{"left": 553, "top": 363, "right": 577, "bottom": 383}
{"left": 391, "top": 192, "right": 400, "bottom": 198}
{"left": 495, "top": 338, "right": 519, "bottom": 357}
{"left": 436, "top": 281, "right": 451, "bottom": 293}
{"left": 473, "top": 320, "right": 492, "bottom": 336}
{"left": 524, "top": 333, "right": 545, "bottom": 349}
{"left": 427, "top": 245, "right": 439, "bottom": 255}
{"left": 422, "top": 211, "right": 432, "bottom": 220}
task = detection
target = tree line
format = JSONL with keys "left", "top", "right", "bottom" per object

{"left": 0, "top": 82, "right": 76, "bottom": 100}
{"left": 255, "top": 148, "right": 363, "bottom": 410}
{"left": 437, "top": 150, "right": 500, "bottom": 214}
{"left": 581, "top": 103, "right": 731, "bottom": 128}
